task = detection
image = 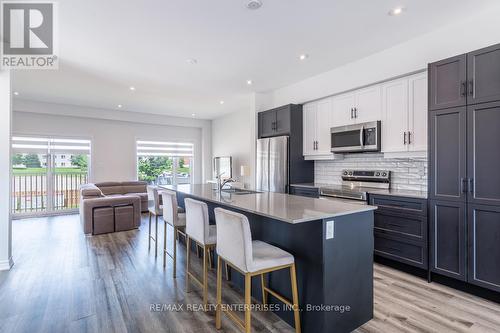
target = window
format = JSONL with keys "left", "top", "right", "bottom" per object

{"left": 136, "top": 140, "right": 193, "bottom": 185}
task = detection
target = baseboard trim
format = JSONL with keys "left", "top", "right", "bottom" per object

{"left": 0, "top": 257, "right": 14, "bottom": 271}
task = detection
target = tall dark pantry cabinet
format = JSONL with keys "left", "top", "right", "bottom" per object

{"left": 428, "top": 43, "right": 500, "bottom": 292}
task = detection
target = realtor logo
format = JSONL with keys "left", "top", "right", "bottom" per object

{"left": 1, "top": 1, "right": 58, "bottom": 69}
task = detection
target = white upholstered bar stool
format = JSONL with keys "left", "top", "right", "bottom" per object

{"left": 184, "top": 198, "right": 218, "bottom": 307}
{"left": 147, "top": 185, "right": 163, "bottom": 257}
{"left": 161, "top": 190, "right": 187, "bottom": 277}
{"left": 214, "top": 208, "right": 301, "bottom": 333}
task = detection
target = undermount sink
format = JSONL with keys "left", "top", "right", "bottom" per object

{"left": 221, "top": 188, "right": 258, "bottom": 195}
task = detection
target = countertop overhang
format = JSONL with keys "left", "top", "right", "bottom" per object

{"left": 160, "top": 184, "right": 376, "bottom": 224}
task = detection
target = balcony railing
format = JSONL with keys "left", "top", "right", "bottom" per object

{"left": 11, "top": 171, "right": 88, "bottom": 214}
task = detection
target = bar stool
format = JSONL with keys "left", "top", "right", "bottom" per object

{"left": 161, "top": 190, "right": 187, "bottom": 277}
{"left": 214, "top": 208, "right": 301, "bottom": 333}
{"left": 184, "top": 198, "right": 218, "bottom": 307}
{"left": 147, "top": 185, "right": 162, "bottom": 257}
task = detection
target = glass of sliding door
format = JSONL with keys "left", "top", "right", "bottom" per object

{"left": 11, "top": 136, "right": 91, "bottom": 216}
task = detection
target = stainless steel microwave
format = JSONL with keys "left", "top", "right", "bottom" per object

{"left": 330, "top": 121, "right": 381, "bottom": 153}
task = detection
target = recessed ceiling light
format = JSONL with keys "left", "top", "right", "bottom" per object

{"left": 388, "top": 7, "right": 405, "bottom": 16}
{"left": 13, "top": 91, "right": 19, "bottom": 96}
{"left": 129, "top": 86, "right": 136, "bottom": 91}
{"left": 219, "top": 100, "right": 225, "bottom": 105}
{"left": 191, "top": 113, "right": 196, "bottom": 117}
{"left": 246, "top": 0, "right": 262, "bottom": 10}
{"left": 247, "top": 80, "right": 253, "bottom": 85}
{"left": 186, "top": 58, "right": 198, "bottom": 65}
{"left": 299, "top": 54, "right": 309, "bottom": 61}
{"left": 117, "top": 104, "right": 123, "bottom": 108}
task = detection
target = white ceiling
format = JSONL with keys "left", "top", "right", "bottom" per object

{"left": 12, "top": 0, "right": 499, "bottom": 119}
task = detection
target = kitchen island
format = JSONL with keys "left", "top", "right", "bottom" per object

{"left": 161, "top": 184, "right": 377, "bottom": 333}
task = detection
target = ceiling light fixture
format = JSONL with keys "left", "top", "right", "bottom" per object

{"left": 299, "top": 54, "right": 309, "bottom": 61}
{"left": 13, "top": 91, "right": 19, "bottom": 96}
{"left": 117, "top": 104, "right": 123, "bottom": 108}
{"left": 191, "top": 113, "right": 196, "bottom": 117}
{"left": 247, "top": 80, "right": 253, "bottom": 85}
{"left": 219, "top": 100, "right": 225, "bottom": 105}
{"left": 246, "top": 0, "right": 262, "bottom": 10}
{"left": 129, "top": 86, "right": 136, "bottom": 91}
{"left": 186, "top": 58, "right": 198, "bottom": 65}
{"left": 388, "top": 7, "right": 405, "bottom": 16}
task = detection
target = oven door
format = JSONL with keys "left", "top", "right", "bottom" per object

{"left": 330, "top": 121, "right": 380, "bottom": 153}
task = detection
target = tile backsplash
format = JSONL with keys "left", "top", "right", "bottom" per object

{"left": 314, "top": 153, "right": 428, "bottom": 192}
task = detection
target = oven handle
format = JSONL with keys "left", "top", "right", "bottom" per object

{"left": 359, "top": 125, "right": 364, "bottom": 147}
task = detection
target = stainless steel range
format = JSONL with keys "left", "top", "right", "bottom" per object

{"left": 319, "top": 169, "right": 391, "bottom": 202}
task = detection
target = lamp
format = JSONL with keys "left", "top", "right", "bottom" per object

{"left": 240, "top": 165, "right": 250, "bottom": 189}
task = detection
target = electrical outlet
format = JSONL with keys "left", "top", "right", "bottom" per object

{"left": 326, "top": 220, "right": 335, "bottom": 239}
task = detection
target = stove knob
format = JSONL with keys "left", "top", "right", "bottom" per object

{"left": 348, "top": 172, "right": 353, "bottom": 176}
{"left": 343, "top": 171, "right": 348, "bottom": 175}
{"left": 382, "top": 172, "right": 387, "bottom": 177}
{"left": 375, "top": 172, "right": 380, "bottom": 176}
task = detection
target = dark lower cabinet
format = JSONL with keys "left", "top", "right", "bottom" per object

{"left": 429, "top": 54, "right": 467, "bottom": 111}
{"left": 467, "top": 204, "right": 500, "bottom": 292}
{"left": 429, "top": 200, "right": 467, "bottom": 281}
{"left": 467, "top": 43, "right": 500, "bottom": 105}
{"left": 289, "top": 185, "right": 319, "bottom": 198}
{"left": 370, "top": 194, "right": 428, "bottom": 270}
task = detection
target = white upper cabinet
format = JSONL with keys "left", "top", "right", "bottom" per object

{"left": 382, "top": 72, "right": 428, "bottom": 154}
{"left": 316, "top": 98, "right": 333, "bottom": 154}
{"left": 303, "top": 98, "right": 337, "bottom": 160}
{"left": 355, "top": 85, "right": 382, "bottom": 123}
{"left": 332, "top": 93, "right": 355, "bottom": 127}
{"left": 382, "top": 78, "right": 409, "bottom": 153}
{"left": 303, "top": 102, "right": 317, "bottom": 156}
{"left": 408, "top": 73, "right": 428, "bottom": 152}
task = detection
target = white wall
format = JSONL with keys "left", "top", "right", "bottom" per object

{"left": 212, "top": 107, "right": 255, "bottom": 188}
{"left": 212, "top": 6, "right": 500, "bottom": 188}
{"left": 0, "top": 70, "right": 13, "bottom": 270}
{"left": 13, "top": 100, "right": 212, "bottom": 184}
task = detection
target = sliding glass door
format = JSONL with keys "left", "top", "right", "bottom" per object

{"left": 11, "top": 136, "right": 91, "bottom": 216}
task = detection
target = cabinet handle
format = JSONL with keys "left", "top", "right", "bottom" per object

{"left": 408, "top": 131, "right": 412, "bottom": 144}
{"left": 461, "top": 178, "right": 468, "bottom": 193}
{"left": 354, "top": 107, "right": 358, "bottom": 118}
{"left": 350, "top": 108, "right": 354, "bottom": 119}
{"left": 275, "top": 121, "right": 278, "bottom": 131}
{"left": 468, "top": 178, "right": 474, "bottom": 194}
{"left": 316, "top": 141, "right": 319, "bottom": 150}
{"left": 403, "top": 132, "right": 407, "bottom": 145}
{"left": 460, "top": 81, "right": 467, "bottom": 96}
{"left": 469, "top": 80, "right": 474, "bottom": 97}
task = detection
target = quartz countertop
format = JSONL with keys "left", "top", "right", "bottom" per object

{"left": 290, "top": 183, "right": 428, "bottom": 199}
{"left": 161, "top": 184, "right": 377, "bottom": 224}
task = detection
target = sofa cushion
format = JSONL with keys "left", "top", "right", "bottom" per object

{"left": 96, "top": 182, "right": 124, "bottom": 195}
{"left": 80, "top": 184, "right": 104, "bottom": 198}
{"left": 122, "top": 183, "right": 147, "bottom": 194}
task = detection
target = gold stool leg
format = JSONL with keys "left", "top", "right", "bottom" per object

{"left": 186, "top": 236, "right": 191, "bottom": 293}
{"left": 244, "top": 273, "right": 252, "bottom": 333}
{"left": 290, "top": 263, "right": 301, "bottom": 333}
{"left": 260, "top": 273, "right": 267, "bottom": 305}
{"left": 216, "top": 256, "right": 222, "bottom": 329}
{"left": 148, "top": 212, "right": 152, "bottom": 250}
{"left": 173, "top": 227, "right": 177, "bottom": 278}
{"left": 155, "top": 215, "right": 158, "bottom": 257}
{"left": 163, "top": 220, "right": 167, "bottom": 268}
{"left": 203, "top": 245, "right": 208, "bottom": 308}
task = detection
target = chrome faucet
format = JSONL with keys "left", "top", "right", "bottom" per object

{"left": 216, "top": 172, "right": 235, "bottom": 192}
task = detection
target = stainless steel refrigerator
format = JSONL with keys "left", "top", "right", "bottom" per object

{"left": 256, "top": 136, "right": 288, "bottom": 193}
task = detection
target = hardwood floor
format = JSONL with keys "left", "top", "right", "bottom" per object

{"left": 1, "top": 214, "right": 500, "bottom": 333}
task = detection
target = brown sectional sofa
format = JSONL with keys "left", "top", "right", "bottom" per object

{"left": 80, "top": 181, "right": 148, "bottom": 235}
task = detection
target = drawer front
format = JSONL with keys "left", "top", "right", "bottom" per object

{"left": 374, "top": 232, "right": 427, "bottom": 269}
{"left": 289, "top": 186, "right": 319, "bottom": 198}
{"left": 370, "top": 194, "right": 427, "bottom": 216}
{"left": 374, "top": 212, "right": 426, "bottom": 240}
